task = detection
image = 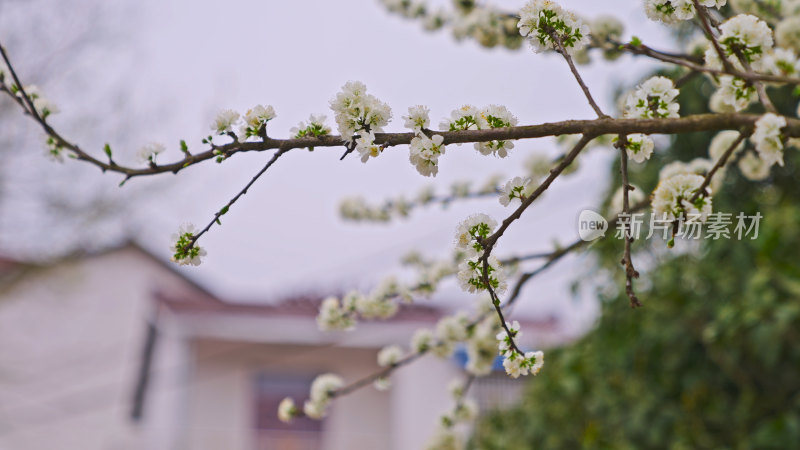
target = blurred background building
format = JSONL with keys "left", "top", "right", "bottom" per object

{"left": 0, "top": 244, "right": 561, "bottom": 449}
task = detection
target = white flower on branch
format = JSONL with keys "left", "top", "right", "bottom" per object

{"left": 425, "top": 427, "right": 464, "bottom": 450}
{"left": 652, "top": 173, "right": 713, "bottom": 222}
{"left": 403, "top": 104, "right": 431, "bottom": 132}
{"left": 715, "top": 75, "right": 758, "bottom": 112}
{"left": 498, "top": 176, "right": 532, "bottom": 207}
{"left": 440, "top": 104, "right": 479, "bottom": 131}
{"left": 762, "top": 47, "right": 800, "bottom": 76}
{"left": 623, "top": 76, "right": 680, "bottom": 119}
{"left": 316, "top": 295, "right": 356, "bottom": 331}
{"left": 330, "top": 81, "right": 392, "bottom": 149}
{"left": 277, "top": 397, "right": 298, "bottom": 424}
{"left": 709, "top": 130, "right": 746, "bottom": 162}
{"left": 517, "top": 0, "right": 591, "bottom": 55}
{"left": 211, "top": 109, "right": 240, "bottom": 135}
{"left": 454, "top": 213, "right": 497, "bottom": 253}
{"left": 466, "top": 317, "right": 500, "bottom": 376}
{"left": 304, "top": 373, "right": 343, "bottom": 420}
{"left": 775, "top": 16, "right": 800, "bottom": 53}
{"left": 410, "top": 328, "right": 434, "bottom": 353}
{"left": 290, "top": 114, "right": 331, "bottom": 139}
{"left": 457, "top": 254, "right": 507, "bottom": 294}
{"left": 136, "top": 142, "right": 165, "bottom": 164}
{"left": 238, "top": 104, "right": 276, "bottom": 141}
{"left": 752, "top": 112, "right": 787, "bottom": 167}
{"left": 502, "top": 349, "right": 544, "bottom": 379}
{"left": 738, "top": 151, "right": 772, "bottom": 180}
{"left": 409, "top": 133, "right": 446, "bottom": 177}
{"left": 644, "top": 0, "right": 696, "bottom": 25}
{"left": 659, "top": 158, "right": 721, "bottom": 194}
{"left": 377, "top": 345, "right": 405, "bottom": 367}
{"left": 719, "top": 14, "right": 773, "bottom": 64}
{"left": 170, "top": 223, "right": 207, "bottom": 266}
{"left": 354, "top": 129, "right": 383, "bottom": 163}
{"left": 620, "top": 134, "right": 655, "bottom": 163}
{"left": 474, "top": 104, "right": 518, "bottom": 157}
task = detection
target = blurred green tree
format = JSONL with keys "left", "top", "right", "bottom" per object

{"left": 471, "top": 72, "right": 800, "bottom": 449}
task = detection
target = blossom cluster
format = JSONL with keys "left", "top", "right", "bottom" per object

{"left": 329, "top": 81, "right": 392, "bottom": 163}
{"left": 644, "top": 0, "right": 726, "bottom": 25}
{"left": 440, "top": 104, "right": 519, "bottom": 157}
{"left": 338, "top": 174, "right": 506, "bottom": 223}
{"left": 652, "top": 173, "right": 713, "bottom": 222}
{"left": 404, "top": 105, "right": 448, "bottom": 176}
{"left": 304, "top": 373, "right": 344, "bottom": 420}
{"left": 453, "top": 214, "right": 507, "bottom": 294}
{"left": 496, "top": 321, "right": 544, "bottom": 378}
{"left": 210, "top": 104, "right": 277, "bottom": 141}
{"left": 517, "top": 0, "right": 591, "bottom": 55}
{"left": 498, "top": 176, "right": 533, "bottom": 207}
{"left": 623, "top": 76, "right": 680, "bottom": 119}
{"left": 425, "top": 379, "right": 479, "bottom": 450}
{"left": 169, "top": 223, "right": 207, "bottom": 266}
{"left": 290, "top": 114, "right": 331, "bottom": 140}
{"left": 316, "top": 280, "right": 407, "bottom": 331}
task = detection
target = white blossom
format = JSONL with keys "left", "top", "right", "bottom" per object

{"left": 719, "top": 14, "right": 773, "bottom": 64}
{"left": 317, "top": 296, "right": 356, "bottom": 331}
{"left": 517, "top": 0, "right": 591, "bottom": 55}
{"left": 211, "top": 109, "right": 240, "bottom": 135}
{"left": 738, "top": 151, "right": 772, "bottom": 180}
{"left": 452, "top": 399, "right": 478, "bottom": 422}
{"left": 752, "top": 113, "right": 787, "bottom": 167}
{"left": 709, "top": 130, "right": 746, "bottom": 162}
{"left": 457, "top": 254, "right": 507, "bottom": 294}
{"left": 644, "top": 0, "right": 696, "bottom": 24}
{"left": 436, "top": 312, "right": 470, "bottom": 343}
{"left": 440, "top": 104, "right": 479, "bottom": 131}
{"left": 652, "top": 173, "right": 712, "bottom": 222}
{"left": 354, "top": 129, "right": 383, "bottom": 163}
{"left": 465, "top": 318, "right": 498, "bottom": 376}
{"left": 238, "top": 104, "right": 276, "bottom": 140}
{"left": 377, "top": 345, "right": 405, "bottom": 367}
{"left": 137, "top": 142, "right": 165, "bottom": 164}
{"left": 622, "top": 134, "right": 655, "bottom": 163}
{"left": 290, "top": 114, "right": 331, "bottom": 138}
{"left": 304, "top": 373, "right": 343, "bottom": 420}
{"left": 623, "top": 76, "right": 680, "bottom": 119}
{"left": 762, "top": 47, "right": 800, "bottom": 76}
{"left": 425, "top": 428, "right": 464, "bottom": 450}
{"left": 715, "top": 75, "right": 757, "bottom": 112}
{"left": 277, "top": 397, "right": 297, "bottom": 423}
{"left": 410, "top": 328, "right": 434, "bottom": 353}
{"left": 373, "top": 377, "right": 391, "bottom": 391}
{"left": 498, "top": 176, "right": 532, "bottom": 207}
{"left": 454, "top": 213, "right": 497, "bottom": 253}
{"left": 170, "top": 223, "right": 207, "bottom": 266}
{"left": 330, "top": 81, "right": 392, "bottom": 144}
{"left": 409, "top": 133, "right": 446, "bottom": 177}
{"left": 775, "top": 17, "right": 800, "bottom": 53}
{"left": 502, "top": 350, "right": 544, "bottom": 378}
{"left": 474, "top": 104, "right": 518, "bottom": 157}
{"left": 403, "top": 105, "right": 431, "bottom": 132}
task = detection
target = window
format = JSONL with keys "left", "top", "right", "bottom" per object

{"left": 254, "top": 374, "right": 323, "bottom": 450}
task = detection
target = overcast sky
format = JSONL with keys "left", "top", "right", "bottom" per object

{"left": 1, "top": 0, "right": 674, "bottom": 333}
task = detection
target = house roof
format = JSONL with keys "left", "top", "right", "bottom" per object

{"left": 153, "top": 289, "right": 445, "bottom": 323}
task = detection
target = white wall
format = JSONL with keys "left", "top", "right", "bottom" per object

{"left": 0, "top": 247, "right": 206, "bottom": 450}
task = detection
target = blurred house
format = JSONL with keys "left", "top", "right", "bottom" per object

{"left": 0, "top": 244, "right": 561, "bottom": 450}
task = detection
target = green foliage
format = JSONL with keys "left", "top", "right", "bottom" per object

{"left": 471, "top": 75, "right": 800, "bottom": 448}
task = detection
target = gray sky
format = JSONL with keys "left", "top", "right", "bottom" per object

{"left": 2, "top": 0, "right": 674, "bottom": 332}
